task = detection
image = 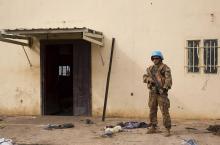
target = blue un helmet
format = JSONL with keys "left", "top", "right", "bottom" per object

{"left": 151, "top": 50, "right": 164, "bottom": 60}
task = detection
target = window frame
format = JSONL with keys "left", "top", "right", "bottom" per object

{"left": 58, "top": 65, "right": 71, "bottom": 77}
{"left": 186, "top": 40, "right": 200, "bottom": 73}
{"left": 203, "top": 39, "right": 218, "bottom": 74}
{"left": 185, "top": 39, "right": 219, "bottom": 74}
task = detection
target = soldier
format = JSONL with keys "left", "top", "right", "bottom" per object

{"left": 143, "top": 50, "right": 172, "bottom": 137}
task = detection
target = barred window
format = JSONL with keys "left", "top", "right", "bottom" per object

{"left": 204, "top": 40, "right": 218, "bottom": 73}
{"left": 59, "top": 65, "right": 71, "bottom": 76}
{"left": 187, "top": 40, "right": 200, "bottom": 72}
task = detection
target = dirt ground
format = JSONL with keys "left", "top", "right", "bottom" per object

{"left": 0, "top": 116, "right": 220, "bottom": 145}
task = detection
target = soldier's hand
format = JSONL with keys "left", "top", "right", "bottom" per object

{"left": 147, "top": 79, "right": 155, "bottom": 84}
{"left": 143, "top": 74, "right": 147, "bottom": 83}
{"left": 159, "top": 88, "right": 168, "bottom": 95}
{"left": 159, "top": 89, "right": 163, "bottom": 94}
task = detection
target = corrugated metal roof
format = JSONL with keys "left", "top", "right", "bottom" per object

{"left": 2, "top": 27, "right": 103, "bottom": 35}
{"left": 0, "top": 27, "right": 104, "bottom": 46}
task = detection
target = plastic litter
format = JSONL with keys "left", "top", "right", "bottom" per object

{"left": 0, "top": 138, "right": 13, "bottom": 145}
{"left": 102, "top": 126, "right": 122, "bottom": 137}
{"left": 101, "top": 121, "right": 149, "bottom": 137}
{"left": 181, "top": 139, "right": 199, "bottom": 145}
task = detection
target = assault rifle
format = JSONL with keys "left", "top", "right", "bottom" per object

{"left": 150, "top": 73, "right": 166, "bottom": 95}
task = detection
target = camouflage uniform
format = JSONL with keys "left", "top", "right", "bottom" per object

{"left": 143, "top": 63, "right": 172, "bottom": 129}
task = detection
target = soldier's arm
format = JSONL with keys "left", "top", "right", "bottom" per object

{"left": 143, "top": 73, "right": 148, "bottom": 83}
{"left": 163, "top": 66, "right": 172, "bottom": 90}
{"left": 143, "top": 67, "right": 154, "bottom": 89}
{"left": 143, "top": 67, "right": 154, "bottom": 84}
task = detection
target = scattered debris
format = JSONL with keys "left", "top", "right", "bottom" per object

{"left": 185, "top": 127, "right": 198, "bottom": 130}
{"left": 85, "top": 119, "right": 94, "bottom": 124}
{"left": 101, "top": 121, "right": 148, "bottom": 137}
{"left": 0, "top": 124, "right": 6, "bottom": 129}
{"left": 105, "top": 125, "right": 114, "bottom": 128}
{"left": 0, "top": 138, "right": 14, "bottom": 145}
{"left": 0, "top": 116, "right": 5, "bottom": 122}
{"left": 43, "top": 123, "right": 74, "bottom": 130}
{"left": 181, "top": 139, "right": 199, "bottom": 145}
{"left": 117, "top": 121, "right": 149, "bottom": 129}
{"left": 102, "top": 126, "right": 123, "bottom": 137}
{"left": 207, "top": 125, "right": 220, "bottom": 135}
{"left": 31, "top": 116, "right": 37, "bottom": 119}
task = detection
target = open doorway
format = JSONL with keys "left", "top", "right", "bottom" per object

{"left": 40, "top": 40, "right": 91, "bottom": 116}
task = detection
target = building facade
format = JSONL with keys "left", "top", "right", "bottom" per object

{"left": 0, "top": 0, "right": 220, "bottom": 118}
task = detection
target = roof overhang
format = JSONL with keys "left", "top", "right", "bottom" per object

{"left": 0, "top": 27, "right": 104, "bottom": 47}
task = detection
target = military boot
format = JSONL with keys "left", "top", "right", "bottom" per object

{"left": 164, "top": 128, "right": 171, "bottom": 137}
{"left": 146, "top": 126, "right": 157, "bottom": 134}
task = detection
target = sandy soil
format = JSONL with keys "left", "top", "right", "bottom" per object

{"left": 0, "top": 116, "right": 219, "bottom": 145}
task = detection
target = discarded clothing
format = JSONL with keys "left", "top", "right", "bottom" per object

{"left": 181, "top": 139, "right": 199, "bottom": 145}
{"left": 102, "top": 126, "right": 122, "bottom": 137}
{"left": 117, "top": 121, "right": 149, "bottom": 129}
{"left": 207, "top": 125, "right": 220, "bottom": 135}
{"left": 44, "top": 123, "right": 74, "bottom": 130}
{"left": 102, "top": 121, "right": 148, "bottom": 137}
{"left": 0, "top": 138, "right": 13, "bottom": 145}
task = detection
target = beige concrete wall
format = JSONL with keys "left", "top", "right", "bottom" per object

{"left": 0, "top": 38, "right": 40, "bottom": 115}
{"left": 0, "top": 0, "right": 220, "bottom": 118}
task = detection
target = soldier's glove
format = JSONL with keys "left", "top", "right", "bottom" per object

{"left": 143, "top": 74, "right": 147, "bottom": 83}
{"left": 147, "top": 79, "right": 155, "bottom": 85}
{"left": 159, "top": 88, "right": 168, "bottom": 95}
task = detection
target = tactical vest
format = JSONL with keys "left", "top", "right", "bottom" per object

{"left": 148, "top": 63, "right": 166, "bottom": 87}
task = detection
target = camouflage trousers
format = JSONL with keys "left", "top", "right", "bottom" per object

{"left": 148, "top": 92, "right": 171, "bottom": 129}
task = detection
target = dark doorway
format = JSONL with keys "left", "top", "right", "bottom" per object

{"left": 41, "top": 40, "right": 91, "bottom": 116}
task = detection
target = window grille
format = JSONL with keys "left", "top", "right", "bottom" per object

{"left": 204, "top": 39, "right": 218, "bottom": 73}
{"left": 59, "top": 65, "right": 71, "bottom": 76}
{"left": 187, "top": 40, "right": 200, "bottom": 72}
